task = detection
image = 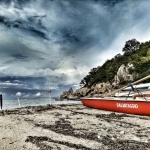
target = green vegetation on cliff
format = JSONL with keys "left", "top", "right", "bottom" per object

{"left": 80, "top": 39, "right": 150, "bottom": 87}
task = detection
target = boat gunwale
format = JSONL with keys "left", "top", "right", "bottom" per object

{"left": 80, "top": 97, "right": 150, "bottom": 102}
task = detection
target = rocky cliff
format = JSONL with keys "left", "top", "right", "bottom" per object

{"left": 114, "top": 63, "right": 137, "bottom": 84}
{"left": 60, "top": 63, "right": 137, "bottom": 99}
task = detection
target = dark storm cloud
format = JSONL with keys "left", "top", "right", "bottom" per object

{"left": 0, "top": 14, "right": 48, "bottom": 40}
{"left": 0, "top": 0, "right": 138, "bottom": 54}
{"left": 94, "top": 0, "right": 125, "bottom": 6}
{"left": 0, "top": 37, "right": 44, "bottom": 65}
{"left": 0, "top": 0, "right": 144, "bottom": 61}
{"left": 46, "top": 0, "right": 104, "bottom": 52}
{"left": 0, "top": 0, "right": 116, "bottom": 53}
{"left": 12, "top": 54, "right": 28, "bottom": 60}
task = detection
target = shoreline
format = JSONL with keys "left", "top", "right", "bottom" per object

{"left": 0, "top": 104, "right": 150, "bottom": 149}
{"left": 1, "top": 99, "right": 81, "bottom": 111}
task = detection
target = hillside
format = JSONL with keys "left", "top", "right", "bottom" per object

{"left": 60, "top": 39, "right": 150, "bottom": 99}
{"left": 80, "top": 39, "right": 150, "bottom": 87}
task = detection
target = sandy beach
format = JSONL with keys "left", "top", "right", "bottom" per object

{"left": 0, "top": 104, "right": 150, "bottom": 150}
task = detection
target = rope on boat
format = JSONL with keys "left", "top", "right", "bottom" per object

{"left": 127, "top": 84, "right": 148, "bottom": 101}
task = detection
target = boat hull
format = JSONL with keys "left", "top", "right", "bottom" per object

{"left": 81, "top": 98, "right": 150, "bottom": 116}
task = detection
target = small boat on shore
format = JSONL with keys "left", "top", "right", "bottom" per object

{"left": 81, "top": 96, "right": 150, "bottom": 116}
{"left": 81, "top": 75, "right": 150, "bottom": 116}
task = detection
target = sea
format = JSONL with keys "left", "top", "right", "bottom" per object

{"left": 2, "top": 97, "right": 81, "bottom": 110}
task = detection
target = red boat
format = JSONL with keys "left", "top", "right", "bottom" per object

{"left": 81, "top": 75, "right": 150, "bottom": 116}
{"left": 81, "top": 96, "right": 150, "bottom": 116}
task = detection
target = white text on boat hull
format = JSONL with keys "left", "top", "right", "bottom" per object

{"left": 117, "top": 103, "right": 138, "bottom": 108}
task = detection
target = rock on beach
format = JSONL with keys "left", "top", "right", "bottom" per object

{"left": 0, "top": 104, "right": 150, "bottom": 150}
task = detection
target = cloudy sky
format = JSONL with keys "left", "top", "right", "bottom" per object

{"left": 0, "top": 0, "right": 150, "bottom": 99}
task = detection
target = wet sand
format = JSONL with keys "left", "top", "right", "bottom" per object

{"left": 0, "top": 104, "right": 150, "bottom": 150}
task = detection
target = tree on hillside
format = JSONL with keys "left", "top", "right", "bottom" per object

{"left": 80, "top": 39, "right": 150, "bottom": 88}
{"left": 122, "top": 39, "right": 140, "bottom": 54}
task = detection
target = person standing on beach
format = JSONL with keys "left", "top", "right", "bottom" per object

{"left": 0, "top": 94, "right": 2, "bottom": 109}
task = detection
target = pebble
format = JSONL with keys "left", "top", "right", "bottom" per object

{"left": 97, "top": 135, "right": 100, "bottom": 139}
{"left": 120, "top": 131, "right": 125, "bottom": 134}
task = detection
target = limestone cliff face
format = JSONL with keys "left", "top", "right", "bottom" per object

{"left": 114, "top": 63, "right": 137, "bottom": 85}
{"left": 60, "top": 63, "right": 138, "bottom": 99}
